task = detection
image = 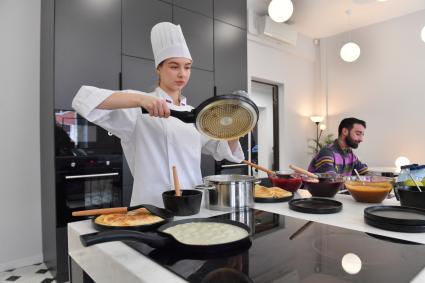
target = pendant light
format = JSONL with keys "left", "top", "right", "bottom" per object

{"left": 340, "top": 9, "right": 361, "bottom": 63}
{"left": 268, "top": 0, "right": 294, "bottom": 23}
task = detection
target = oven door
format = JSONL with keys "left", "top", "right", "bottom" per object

{"left": 56, "top": 167, "right": 123, "bottom": 227}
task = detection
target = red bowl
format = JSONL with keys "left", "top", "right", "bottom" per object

{"left": 268, "top": 172, "right": 303, "bottom": 192}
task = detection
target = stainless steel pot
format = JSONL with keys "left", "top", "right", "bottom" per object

{"left": 196, "top": 175, "right": 256, "bottom": 211}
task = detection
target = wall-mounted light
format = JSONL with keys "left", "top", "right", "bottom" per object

{"left": 395, "top": 156, "right": 410, "bottom": 171}
{"left": 421, "top": 25, "right": 425, "bottom": 43}
{"left": 268, "top": 0, "right": 294, "bottom": 23}
{"left": 340, "top": 10, "right": 361, "bottom": 63}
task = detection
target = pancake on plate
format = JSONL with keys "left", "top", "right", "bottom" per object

{"left": 94, "top": 208, "right": 163, "bottom": 227}
{"left": 255, "top": 184, "right": 292, "bottom": 199}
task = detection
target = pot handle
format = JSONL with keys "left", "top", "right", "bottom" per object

{"left": 194, "top": 184, "right": 216, "bottom": 191}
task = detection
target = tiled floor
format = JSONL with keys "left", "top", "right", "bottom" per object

{"left": 0, "top": 263, "right": 56, "bottom": 283}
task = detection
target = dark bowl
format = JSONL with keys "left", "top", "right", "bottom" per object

{"left": 302, "top": 173, "right": 344, "bottom": 197}
{"left": 162, "top": 190, "right": 202, "bottom": 216}
{"left": 268, "top": 171, "right": 303, "bottom": 192}
{"left": 396, "top": 186, "right": 425, "bottom": 210}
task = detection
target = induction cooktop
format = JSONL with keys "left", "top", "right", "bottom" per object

{"left": 124, "top": 209, "right": 425, "bottom": 283}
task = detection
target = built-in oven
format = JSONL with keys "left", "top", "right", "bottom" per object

{"left": 56, "top": 155, "right": 123, "bottom": 227}
{"left": 54, "top": 109, "right": 123, "bottom": 226}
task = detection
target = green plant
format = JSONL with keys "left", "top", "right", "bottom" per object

{"left": 308, "top": 133, "right": 334, "bottom": 155}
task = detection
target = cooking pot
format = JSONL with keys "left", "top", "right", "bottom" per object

{"left": 196, "top": 175, "right": 256, "bottom": 211}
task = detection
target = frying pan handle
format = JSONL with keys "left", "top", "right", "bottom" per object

{"left": 140, "top": 107, "right": 196, "bottom": 123}
{"left": 80, "top": 230, "right": 169, "bottom": 248}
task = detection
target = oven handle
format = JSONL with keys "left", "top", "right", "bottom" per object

{"left": 65, "top": 172, "right": 119, "bottom": 180}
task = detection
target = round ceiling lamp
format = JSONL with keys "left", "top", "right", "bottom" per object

{"left": 421, "top": 25, "right": 425, "bottom": 43}
{"left": 340, "top": 42, "right": 361, "bottom": 62}
{"left": 268, "top": 0, "right": 294, "bottom": 23}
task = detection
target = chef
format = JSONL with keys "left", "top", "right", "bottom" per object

{"left": 72, "top": 22, "right": 244, "bottom": 206}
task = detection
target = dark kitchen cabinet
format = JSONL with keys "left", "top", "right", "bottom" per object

{"left": 183, "top": 68, "right": 214, "bottom": 107}
{"left": 173, "top": 0, "right": 213, "bottom": 18}
{"left": 54, "top": 0, "right": 121, "bottom": 109}
{"left": 214, "top": 0, "right": 247, "bottom": 29}
{"left": 214, "top": 20, "right": 247, "bottom": 95}
{"left": 183, "top": 68, "right": 215, "bottom": 177}
{"left": 122, "top": 0, "right": 172, "bottom": 60}
{"left": 173, "top": 7, "right": 213, "bottom": 71}
{"left": 122, "top": 56, "right": 157, "bottom": 90}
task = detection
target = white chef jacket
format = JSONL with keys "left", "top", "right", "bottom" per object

{"left": 72, "top": 86, "right": 245, "bottom": 206}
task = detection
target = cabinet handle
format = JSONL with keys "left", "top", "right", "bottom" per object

{"left": 119, "top": 72, "right": 122, "bottom": 90}
{"left": 65, "top": 172, "right": 119, "bottom": 179}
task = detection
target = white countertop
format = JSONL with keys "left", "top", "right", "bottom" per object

{"left": 68, "top": 192, "right": 425, "bottom": 283}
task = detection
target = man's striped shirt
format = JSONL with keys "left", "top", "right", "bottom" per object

{"left": 308, "top": 140, "right": 368, "bottom": 176}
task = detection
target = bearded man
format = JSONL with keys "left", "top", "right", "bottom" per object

{"left": 308, "top": 117, "right": 368, "bottom": 176}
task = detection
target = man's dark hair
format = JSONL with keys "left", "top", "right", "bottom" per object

{"left": 338, "top": 117, "right": 366, "bottom": 136}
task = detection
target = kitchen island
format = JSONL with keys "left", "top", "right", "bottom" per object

{"left": 68, "top": 192, "right": 425, "bottom": 282}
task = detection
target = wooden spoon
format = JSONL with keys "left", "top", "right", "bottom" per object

{"left": 242, "top": 160, "right": 275, "bottom": 175}
{"left": 289, "top": 164, "right": 319, "bottom": 183}
{"left": 172, "top": 165, "right": 182, "bottom": 196}
{"left": 72, "top": 207, "right": 127, "bottom": 217}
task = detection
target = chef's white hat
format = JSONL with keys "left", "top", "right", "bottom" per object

{"left": 151, "top": 22, "right": 192, "bottom": 68}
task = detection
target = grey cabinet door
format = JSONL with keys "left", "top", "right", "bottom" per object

{"left": 214, "top": 0, "right": 246, "bottom": 29}
{"left": 173, "top": 0, "right": 213, "bottom": 18}
{"left": 122, "top": 56, "right": 157, "bottom": 91}
{"left": 173, "top": 7, "right": 213, "bottom": 71}
{"left": 123, "top": 0, "right": 172, "bottom": 60}
{"left": 183, "top": 68, "right": 214, "bottom": 107}
{"left": 214, "top": 20, "right": 247, "bottom": 95}
{"left": 55, "top": 0, "right": 121, "bottom": 109}
{"left": 183, "top": 68, "right": 215, "bottom": 177}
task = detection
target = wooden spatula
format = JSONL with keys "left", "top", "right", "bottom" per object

{"left": 172, "top": 165, "right": 182, "bottom": 196}
{"left": 242, "top": 160, "right": 275, "bottom": 175}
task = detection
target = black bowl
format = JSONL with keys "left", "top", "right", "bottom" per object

{"left": 396, "top": 186, "right": 425, "bottom": 210}
{"left": 162, "top": 190, "right": 202, "bottom": 216}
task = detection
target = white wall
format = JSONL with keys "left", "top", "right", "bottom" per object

{"left": 0, "top": 0, "right": 42, "bottom": 270}
{"left": 322, "top": 9, "right": 425, "bottom": 167}
{"left": 248, "top": 33, "right": 317, "bottom": 169}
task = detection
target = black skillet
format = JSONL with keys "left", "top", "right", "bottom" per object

{"left": 81, "top": 218, "right": 252, "bottom": 254}
{"left": 141, "top": 94, "right": 259, "bottom": 141}
{"left": 92, "top": 204, "right": 174, "bottom": 232}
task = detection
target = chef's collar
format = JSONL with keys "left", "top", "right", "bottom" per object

{"left": 156, "top": 87, "right": 187, "bottom": 106}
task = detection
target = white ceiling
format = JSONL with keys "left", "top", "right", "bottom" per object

{"left": 248, "top": 0, "right": 425, "bottom": 38}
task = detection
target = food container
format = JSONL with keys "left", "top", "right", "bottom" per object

{"left": 395, "top": 185, "right": 425, "bottom": 210}
{"left": 345, "top": 176, "right": 393, "bottom": 203}
{"left": 162, "top": 189, "right": 202, "bottom": 216}
{"left": 268, "top": 170, "right": 303, "bottom": 192}
{"left": 302, "top": 173, "right": 344, "bottom": 197}
{"left": 198, "top": 175, "right": 256, "bottom": 211}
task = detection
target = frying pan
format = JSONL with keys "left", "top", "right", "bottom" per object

{"left": 74, "top": 204, "right": 174, "bottom": 232}
{"left": 80, "top": 218, "right": 251, "bottom": 254}
{"left": 141, "top": 94, "right": 259, "bottom": 141}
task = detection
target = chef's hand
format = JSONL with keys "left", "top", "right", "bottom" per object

{"left": 140, "top": 96, "right": 170, "bottom": 118}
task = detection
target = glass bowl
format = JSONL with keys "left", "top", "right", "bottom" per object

{"left": 268, "top": 171, "right": 303, "bottom": 192}
{"left": 344, "top": 176, "right": 393, "bottom": 203}
{"left": 301, "top": 173, "right": 344, "bottom": 197}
